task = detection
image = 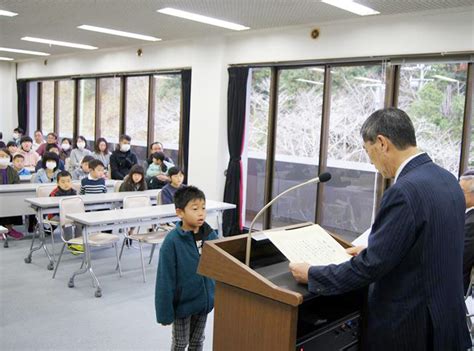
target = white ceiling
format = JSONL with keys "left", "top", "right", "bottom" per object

{"left": 0, "top": 0, "right": 472, "bottom": 60}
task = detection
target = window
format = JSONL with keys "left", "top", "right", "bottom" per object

{"left": 40, "top": 81, "right": 54, "bottom": 134}
{"left": 153, "top": 74, "right": 181, "bottom": 163}
{"left": 99, "top": 77, "right": 121, "bottom": 145}
{"left": 78, "top": 79, "right": 96, "bottom": 143}
{"left": 271, "top": 68, "right": 324, "bottom": 227}
{"left": 57, "top": 80, "right": 74, "bottom": 138}
{"left": 321, "top": 65, "right": 385, "bottom": 240}
{"left": 244, "top": 68, "right": 271, "bottom": 230}
{"left": 398, "top": 62, "right": 468, "bottom": 175}
{"left": 125, "top": 76, "right": 149, "bottom": 160}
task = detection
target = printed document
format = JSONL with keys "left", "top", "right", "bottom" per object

{"left": 265, "top": 224, "right": 352, "bottom": 266}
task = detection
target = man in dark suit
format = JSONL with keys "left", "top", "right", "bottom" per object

{"left": 460, "top": 170, "right": 474, "bottom": 294}
{"left": 290, "top": 108, "right": 471, "bottom": 350}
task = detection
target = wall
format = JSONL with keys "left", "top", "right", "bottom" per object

{"left": 0, "top": 62, "right": 17, "bottom": 140}
{"left": 10, "top": 6, "right": 474, "bottom": 201}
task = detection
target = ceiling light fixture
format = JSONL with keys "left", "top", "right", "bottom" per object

{"left": 0, "top": 47, "right": 49, "bottom": 56}
{"left": 157, "top": 7, "right": 249, "bottom": 31}
{"left": 321, "top": 0, "right": 380, "bottom": 16}
{"left": 0, "top": 56, "right": 14, "bottom": 61}
{"left": 78, "top": 25, "right": 161, "bottom": 42}
{"left": 0, "top": 9, "right": 18, "bottom": 17}
{"left": 21, "top": 36, "right": 98, "bottom": 50}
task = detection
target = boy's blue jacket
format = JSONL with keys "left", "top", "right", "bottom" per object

{"left": 155, "top": 221, "right": 218, "bottom": 324}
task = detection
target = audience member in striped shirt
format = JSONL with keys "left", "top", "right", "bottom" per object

{"left": 80, "top": 159, "right": 107, "bottom": 195}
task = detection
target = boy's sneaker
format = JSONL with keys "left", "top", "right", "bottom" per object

{"left": 67, "top": 244, "right": 84, "bottom": 255}
{"left": 7, "top": 229, "right": 24, "bottom": 240}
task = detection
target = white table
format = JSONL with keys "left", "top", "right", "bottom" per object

{"left": 23, "top": 190, "right": 160, "bottom": 270}
{"left": 65, "top": 200, "right": 236, "bottom": 297}
{"left": 0, "top": 180, "right": 118, "bottom": 217}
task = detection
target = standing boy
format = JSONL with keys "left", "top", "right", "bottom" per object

{"left": 155, "top": 186, "right": 217, "bottom": 351}
{"left": 80, "top": 159, "right": 107, "bottom": 195}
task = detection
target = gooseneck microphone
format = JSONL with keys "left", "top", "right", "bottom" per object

{"left": 245, "top": 172, "right": 332, "bottom": 266}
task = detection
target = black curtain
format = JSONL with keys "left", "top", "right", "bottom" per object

{"left": 17, "top": 80, "right": 28, "bottom": 133}
{"left": 223, "top": 67, "right": 249, "bottom": 236}
{"left": 179, "top": 70, "right": 192, "bottom": 184}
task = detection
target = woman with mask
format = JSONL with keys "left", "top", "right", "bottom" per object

{"left": 69, "top": 136, "right": 92, "bottom": 172}
{"left": 32, "top": 152, "right": 61, "bottom": 183}
{"left": 110, "top": 134, "right": 138, "bottom": 180}
{"left": 59, "top": 138, "right": 72, "bottom": 161}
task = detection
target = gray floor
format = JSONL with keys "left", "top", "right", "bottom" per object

{"left": 0, "top": 232, "right": 214, "bottom": 351}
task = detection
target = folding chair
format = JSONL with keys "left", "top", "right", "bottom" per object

{"left": 113, "top": 180, "right": 123, "bottom": 192}
{"left": 148, "top": 190, "right": 174, "bottom": 265}
{"left": 53, "top": 197, "right": 122, "bottom": 297}
{"left": 119, "top": 195, "right": 167, "bottom": 282}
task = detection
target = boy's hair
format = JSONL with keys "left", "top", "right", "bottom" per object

{"left": 41, "top": 152, "right": 60, "bottom": 170}
{"left": 152, "top": 152, "right": 165, "bottom": 162}
{"left": 57, "top": 170, "right": 72, "bottom": 182}
{"left": 13, "top": 154, "right": 24, "bottom": 161}
{"left": 81, "top": 155, "right": 95, "bottom": 165}
{"left": 45, "top": 143, "right": 59, "bottom": 152}
{"left": 20, "top": 136, "right": 33, "bottom": 144}
{"left": 168, "top": 167, "right": 183, "bottom": 178}
{"left": 88, "top": 159, "right": 104, "bottom": 170}
{"left": 7, "top": 141, "right": 17, "bottom": 148}
{"left": 174, "top": 185, "right": 205, "bottom": 210}
{"left": 119, "top": 134, "right": 131, "bottom": 142}
{"left": 14, "top": 127, "right": 24, "bottom": 134}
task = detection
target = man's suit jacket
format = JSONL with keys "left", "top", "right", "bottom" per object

{"left": 308, "top": 154, "right": 471, "bottom": 351}
{"left": 464, "top": 209, "right": 474, "bottom": 293}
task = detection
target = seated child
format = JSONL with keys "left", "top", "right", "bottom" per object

{"left": 12, "top": 154, "right": 31, "bottom": 176}
{"left": 119, "top": 165, "right": 147, "bottom": 192}
{"left": 6, "top": 141, "right": 18, "bottom": 156}
{"left": 147, "top": 152, "right": 173, "bottom": 189}
{"left": 155, "top": 186, "right": 217, "bottom": 350}
{"left": 160, "top": 167, "right": 184, "bottom": 205}
{"left": 35, "top": 143, "right": 65, "bottom": 171}
{"left": 80, "top": 159, "right": 107, "bottom": 195}
{"left": 72, "top": 155, "right": 94, "bottom": 181}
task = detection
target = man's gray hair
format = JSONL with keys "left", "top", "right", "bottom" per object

{"left": 360, "top": 108, "right": 417, "bottom": 150}
{"left": 460, "top": 170, "right": 474, "bottom": 192}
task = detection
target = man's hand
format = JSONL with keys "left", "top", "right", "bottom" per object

{"left": 346, "top": 245, "right": 366, "bottom": 256}
{"left": 289, "top": 262, "right": 310, "bottom": 284}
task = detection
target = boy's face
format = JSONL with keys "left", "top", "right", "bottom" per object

{"left": 13, "top": 157, "right": 24, "bottom": 170}
{"left": 58, "top": 176, "right": 72, "bottom": 191}
{"left": 170, "top": 172, "right": 184, "bottom": 187}
{"left": 81, "top": 162, "right": 90, "bottom": 173}
{"left": 90, "top": 165, "right": 104, "bottom": 179}
{"left": 176, "top": 198, "right": 206, "bottom": 231}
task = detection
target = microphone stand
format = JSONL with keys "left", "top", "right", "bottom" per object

{"left": 245, "top": 174, "right": 330, "bottom": 266}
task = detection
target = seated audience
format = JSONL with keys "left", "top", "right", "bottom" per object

{"left": 72, "top": 155, "right": 94, "bottom": 181}
{"left": 17, "top": 136, "right": 40, "bottom": 168}
{"left": 35, "top": 144, "right": 65, "bottom": 171}
{"left": 0, "top": 132, "right": 5, "bottom": 148}
{"left": 92, "top": 137, "right": 111, "bottom": 171}
{"left": 12, "top": 154, "right": 31, "bottom": 176}
{"left": 146, "top": 141, "right": 174, "bottom": 166}
{"left": 6, "top": 141, "right": 18, "bottom": 156}
{"left": 36, "top": 132, "right": 59, "bottom": 156}
{"left": 119, "top": 165, "right": 147, "bottom": 192}
{"left": 11, "top": 127, "right": 24, "bottom": 146}
{"left": 160, "top": 167, "right": 185, "bottom": 205}
{"left": 80, "top": 159, "right": 107, "bottom": 195}
{"left": 33, "top": 130, "right": 45, "bottom": 151}
{"left": 110, "top": 134, "right": 138, "bottom": 180}
{"left": 33, "top": 152, "right": 61, "bottom": 183}
{"left": 70, "top": 136, "right": 92, "bottom": 172}
{"left": 59, "top": 138, "right": 72, "bottom": 161}
{"left": 147, "top": 152, "right": 173, "bottom": 189}
{"left": 0, "top": 148, "right": 24, "bottom": 239}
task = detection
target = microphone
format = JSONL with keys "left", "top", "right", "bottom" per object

{"left": 245, "top": 172, "right": 331, "bottom": 266}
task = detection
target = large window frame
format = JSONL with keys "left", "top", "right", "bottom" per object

{"left": 241, "top": 54, "right": 473, "bottom": 237}
{"left": 33, "top": 70, "right": 187, "bottom": 168}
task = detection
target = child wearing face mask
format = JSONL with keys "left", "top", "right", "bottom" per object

{"left": 32, "top": 152, "right": 61, "bottom": 183}
{"left": 110, "top": 134, "right": 138, "bottom": 180}
{"left": 0, "top": 148, "right": 24, "bottom": 240}
{"left": 12, "top": 127, "right": 24, "bottom": 146}
{"left": 59, "top": 138, "right": 72, "bottom": 162}
{"left": 35, "top": 144, "right": 66, "bottom": 172}
{"left": 69, "top": 136, "right": 92, "bottom": 173}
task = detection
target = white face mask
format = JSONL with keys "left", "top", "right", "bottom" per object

{"left": 77, "top": 142, "right": 86, "bottom": 150}
{"left": 12, "top": 133, "right": 19, "bottom": 139}
{"left": 61, "top": 144, "right": 70, "bottom": 151}
{"left": 46, "top": 161, "right": 57, "bottom": 170}
{"left": 120, "top": 144, "right": 131, "bottom": 152}
{"left": 0, "top": 157, "right": 10, "bottom": 167}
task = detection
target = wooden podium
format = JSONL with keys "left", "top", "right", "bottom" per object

{"left": 198, "top": 224, "right": 360, "bottom": 351}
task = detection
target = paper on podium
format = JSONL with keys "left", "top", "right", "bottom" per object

{"left": 265, "top": 224, "right": 352, "bottom": 266}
